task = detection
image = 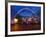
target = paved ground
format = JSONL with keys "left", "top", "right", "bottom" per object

{"left": 11, "top": 24, "right": 41, "bottom": 31}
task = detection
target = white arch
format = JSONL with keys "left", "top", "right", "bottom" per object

{"left": 14, "top": 8, "right": 35, "bottom": 18}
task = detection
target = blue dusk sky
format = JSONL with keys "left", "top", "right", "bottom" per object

{"left": 11, "top": 5, "right": 41, "bottom": 19}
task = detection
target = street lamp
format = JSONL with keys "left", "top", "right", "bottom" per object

{"left": 14, "top": 18, "right": 18, "bottom": 23}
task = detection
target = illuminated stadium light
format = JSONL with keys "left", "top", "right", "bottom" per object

{"left": 14, "top": 18, "right": 18, "bottom": 23}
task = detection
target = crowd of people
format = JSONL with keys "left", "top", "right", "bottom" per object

{"left": 11, "top": 16, "right": 40, "bottom": 25}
